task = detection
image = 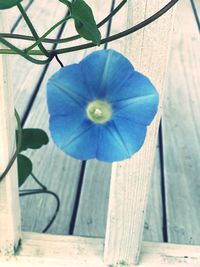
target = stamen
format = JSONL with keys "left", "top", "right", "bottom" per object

{"left": 86, "top": 99, "right": 112, "bottom": 124}
{"left": 94, "top": 108, "right": 103, "bottom": 117}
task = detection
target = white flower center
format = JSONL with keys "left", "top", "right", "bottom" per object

{"left": 86, "top": 100, "right": 112, "bottom": 124}
{"left": 94, "top": 108, "right": 103, "bottom": 117}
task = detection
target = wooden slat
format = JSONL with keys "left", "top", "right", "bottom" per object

{"left": 7, "top": 0, "right": 32, "bottom": 31}
{"left": 73, "top": 2, "right": 164, "bottom": 242}
{"left": 144, "top": 144, "right": 163, "bottom": 242}
{"left": 73, "top": 160, "right": 111, "bottom": 237}
{"left": 1, "top": 232, "right": 200, "bottom": 266}
{"left": 104, "top": 0, "right": 176, "bottom": 264}
{"left": 163, "top": 0, "right": 200, "bottom": 244}
{"left": 0, "top": 13, "right": 21, "bottom": 255}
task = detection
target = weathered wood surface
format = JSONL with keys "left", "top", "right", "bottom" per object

{"left": 163, "top": 0, "right": 200, "bottom": 244}
{"left": 0, "top": 14, "right": 21, "bottom": 255}
{"left": 1, "top": 232, "right": 200, "bottom": 267}
{"left": 104, "top": 0, "right": 176, "bottom": 264}
{"left": 73, "top": 1, "right": 164, "bottom": 244}
{"left": 1, "top": 0, "right": 199, "bottom": 250}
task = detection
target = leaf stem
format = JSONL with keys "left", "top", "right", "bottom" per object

{"left": 0, "top": 0, "right": 127, "bottom": 44}
{"left": 17, "top": 2, "right": 49, "bottom": 57}
{"left": 25, "top": 16, "right": 72, "bottom": 52}
{"left": 0, "top": 0, "right": 178, "bottom": 59}
{"left": 0, "top": 37, "right": 52, "bottom": 64}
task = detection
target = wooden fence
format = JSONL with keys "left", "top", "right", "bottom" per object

{"left": 1, "top": 1, "right": 200, "bottom": 266}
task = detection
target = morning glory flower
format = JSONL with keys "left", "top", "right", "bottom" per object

{"left": 47, "top": 49, "right": 159, "bottom": 162}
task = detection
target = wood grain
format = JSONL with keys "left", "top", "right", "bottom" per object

{"left": 73, "top": 1, "right": 164, "bottom": 243}
{"left": 163, "top": 0, "right": 200, "bottom": 244}
{"left": 1, "top": 232, "right": 200, "bottom": 266}
{"left": 104, "top": 0, "right": 176, "bottom": 264}
{"left": 0, "top": 14, "right": 21, "bottom": 255}
{"left": 143, "top": 143, "right": 163, "bottom": 242}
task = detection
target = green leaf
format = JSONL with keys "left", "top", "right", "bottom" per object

{"left": 16, "top": 128, "right": 49, "bottom": 152}
{"left": 60, "top": 0, "right": 101, "bottom": 44}
{"left": 17, "top": 154, "right": 32, "bottom": 187}
{"left": 0, "top": 0, "right": 22, "bottom": 9}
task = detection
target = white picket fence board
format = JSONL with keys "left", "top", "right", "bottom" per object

{"left": 104, "top": 0, "right": 176, "bottom": 264}
{"left": 1, "top": 232, "right": 200, "bottom": 267}
{"left": 163, "top": 0, "right": 200, "bottom": 244}
{"left": 0, "top": 14, "right": 21, "bottom": 255}
{"left": 143, "top": 143, "right": 163, "bottom": 242}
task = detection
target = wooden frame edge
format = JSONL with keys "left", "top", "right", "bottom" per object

{"left": 0, "top": 232, "right": 200, "bottom": 266}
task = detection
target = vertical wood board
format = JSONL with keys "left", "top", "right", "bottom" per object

{"left": 104, "top": 0, "right": 176, "bottom": 264}
{"left": 163, "top": 0, "right": 200, "bottom": 244}
{"left": 0, "top": 14, "right": 21, "bottom": 255}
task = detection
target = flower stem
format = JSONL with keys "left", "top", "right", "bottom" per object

{"left": 25, "top": 16, "right": 72, "bottom": 52}
{"left": 0, "top": 0, "right": 178, "bottom": 59}
{"left": 0, "top": 37, "right": 52, "bottom": 64}
{"left": 17, "top": 2, "right": 49, "bottom": 57}
{"left": 0, "top": 0, "right": 127, "bottom": 44}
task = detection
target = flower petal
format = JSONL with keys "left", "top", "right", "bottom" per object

{"left": 108, "top": 71, "right": 158, "bottom": 102}
{"left": 50, "top": 113, "right": 99, "bottom": 160}
{"left": 48, "top": 63, "right": 93, "bottom": 106}
{"left": 47, "top": 82, "right": 85, "bottom": 116}
{"left": 80, "top": 49, "right": 135, "bottom": 99}
{"left": 96, "top": 119, "right": 147, "bottom": 162}
{"left": 50, "top": 112, "right": 87, "bottom": 149}
{"left": 112, "top": 117, "right": 147, "bottom": 155}
{"left": 96, "top": 122, "right": 131, "bottom": 162}
{"left": 113, "top": 93, "right": 158, "bottom": 125}
{"left": 65, "top": 125, "right": 99, "bottom": 160}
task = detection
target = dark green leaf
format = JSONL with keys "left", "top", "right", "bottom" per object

{"left": 17, "top": 154, "right": 32, "bottom": 187}
{"left": 16, "top": 128, "right": 49, "bottom": 152}
{"left": 0, "top": 0, "right": 22, "bottom": 9}
{"left": 60, "top": 0, "right": 101, "bottom": 44}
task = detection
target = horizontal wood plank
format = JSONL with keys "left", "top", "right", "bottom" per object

{"left": 1, "top": 232, "right": 200, "bottom": 266}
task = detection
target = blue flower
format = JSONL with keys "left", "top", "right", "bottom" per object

{"left": 47, "top": 49, "right": 159, "bottom": 162}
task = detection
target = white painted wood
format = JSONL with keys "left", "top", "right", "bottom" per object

{"left": 1, "top": 232, "right": 200, "bottom": 266}
{"left": 163, "top": 0, "right": 200, "bottom": 244}
{"left": 74, "top": 2, "right": 163, "bottom": 241}
{"left": 143, "top": 143, "right": 163, "bottom": 242}
{"left": 104, "top": 0, "right": 176, "bottom": 264}
{"left": 0, "top": 13, "right": 21, "bottom": 255}
{"left": 73, "top": 160, "right": 111, "bottom": 237}
{"left": 7, "top": 0, "right": 32, "bottom": 31}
